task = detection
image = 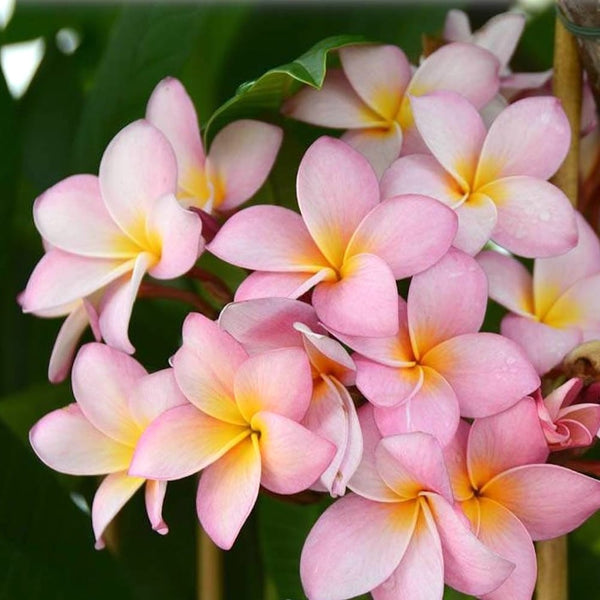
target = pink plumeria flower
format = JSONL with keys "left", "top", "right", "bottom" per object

{"left": 283, "top": 42, "right": 499, "bottom": 176}
{"left": 444, "top": 398, "right": 600, "bottom": 599}
{"left": 381, "top": 91, "right": 577, "bottom": 256}
{"left": 478, "top": 212, "right": 600, "bottom": 375}
{"left": 129, "top": 313, "right": 335, "bottom": 549}
{"left": 209, "top": 136, "right": 457, "bottom": 338}
{"left": 29, "top": 343, "right": 186, "bottom": 548}
{"left": 300, "top": 405, "right": 513, "bottom": 600}
{"left": 219, "top": 297, "right": 362, "bottom": 496}
{"left": 535, "top": 378, "right": 600, "bottom": 451}
{"left": 20, "top": 121, "right": 202, "bottom": 368}
{"left": 332, "top": 248, "right": 539, "bottom": 445}
{"left": 146, "top": 77, "right": 282, "bottom": 216}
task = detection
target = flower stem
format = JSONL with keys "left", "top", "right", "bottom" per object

{"left": 197, "top": 523, "right": 223, "bottom": 600}
{"left": 186, "top": 266, "right": 234, "bottom": 305}
{"left": 138, "top": 281, "right": 217, "bottom": 319}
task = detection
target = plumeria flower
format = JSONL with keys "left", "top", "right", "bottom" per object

{"left": 29, "top": 343, "right": 187, "bottom": 548}
{"left": 282, "top": 42, "right": 499, "bottom": 176}
{"left": 219, "top": 297, "right": 362, "bottom": 496}
{"left": 381, "top": 91, "right": 577, "bottom": 256}
{"left": 129, "top": 313, "right": 335, "bottom": 549}
{"left": 146, "top": 77, "right": 282, "bottom": 216}
{"left": 443, "top": 398, "right": 600, "bottom": 599}
{"left": 209, "top": 136, "right": 457, "bottom": 337}
{"left": 331, "top": 248, "right": 539, "bottom": 445}
{"left": 20, "top": 120, "right": 202, "bottom": 365}
{"left": 478, "top": 212, "right": 600, "bottom": 375}
{"left": 300, "top": 406, "right": 514, "bottom": 600}
{"left": 535, "top": 378, "right": 600, "bottom": 451}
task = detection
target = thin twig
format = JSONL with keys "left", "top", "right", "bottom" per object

{"left": 138, "top": 281, "right": 217, "bottom": 319}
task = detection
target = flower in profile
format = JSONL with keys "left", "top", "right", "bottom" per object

{"left": 130, "top": 313, "right": 335, "bottom": 549}
{"left": 29, "top": 343, "right": 187, "bottom": 548}
{"left": 283, "top": 42, "right": 499, "bottom": 176}
{"left": 19, "top": 120, "right": 202, "bottom": 373}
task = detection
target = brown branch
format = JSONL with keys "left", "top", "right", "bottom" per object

{"left": 138, "top": 281, "right": 217, "bottom": 319}
{"left": 186, "top": 266, "right": 234, "bottom": 305}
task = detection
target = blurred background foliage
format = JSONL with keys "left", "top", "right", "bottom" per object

{"left": 1, "top": 1, "right": 595, "bottom": 599}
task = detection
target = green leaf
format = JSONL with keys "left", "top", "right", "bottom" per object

{"left": 203, "top": 34, "right": 365, "bottom": 144}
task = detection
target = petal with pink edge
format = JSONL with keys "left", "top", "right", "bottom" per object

{"left": 467, "top": 398, "right": 548, "bottom": 489}
{"left": 208, "top": 205, "right": 326, "bottom": 271}
{"left": 300, "top": 494, "right": 418, "bottom": 600}
{"left": 129, "top": 405, "right": 249, "bottom": 480}
{"left": 145, "top": 479, "right": 169, "bottom": 534}
{"left": 197, "top": 434, "right": 261, "bottom": 550}
{"left": 442, "top": 420, "right": 473, "bottom": 501}
{"left": 476, "top": 497, "right": 537, "bottom": 600}
{"left": 477, "top": 250, "right": 534, "bottom": 317}
{"left": 427, "top": 493, "right": 514, "bottom": 596}
{"left": 234, "top": 269, "right": 330, "bottom": 302}
{"left": 473, "top": 12, "right": 525, "bottom": 70}
{"left": 252, "top": 411, "right": 335, "bottom": 494}
{"left": 340, "top": 44, "right": 410, "bottom": 120}
{"left": 99, "top": 120, "right": 177, "bottom": 244}
{"left": 208, "top": 119, "right": 282, "bottom": 211}
{"left": 282, "top": 69, "right": 385, "bottom": 128}
{"left": 407, "top": 248, "right": 487, "bottom": 358}
{"left": 423, "top": 332, "right": 540, "bottom": 418}
{"left": 30, "top": 404, "right": 131, "bottom": 475}
{"left": 476, "top": 97, "right": 570, "bottom": 185}
{"left": 452, "top": 193, "right": 498, "bottom": 256}
{"left": 72, "top": 342, "right": 147, "bottom": 445}
{"left": 483, "top": 176, "right": 577, "bottom": 258}
{"left": 92, "top": 471, "right": 145, "bottom": 549}
{"left": 500, "top": 313, "right": 582, "bottom": 375}
{"left": 410, "top": 91, "right": 486, "bottom": 188}
{"left": 348, "top": 194, "right": 457, "bottom": 279}
{"left": 33, "top": 175, "right": 138, "bottom": 259}
{"left": 482, "top": 464, "right": 600, "bottom": 540}
{"left": 297, "top": 137, "right": 380, "bottom": 267}
{"left": 312, "top": 253, "right": 399, "bottom": 337}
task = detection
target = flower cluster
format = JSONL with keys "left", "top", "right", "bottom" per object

{"left": 22, "top": 9, "right": 600, "bottom": 600}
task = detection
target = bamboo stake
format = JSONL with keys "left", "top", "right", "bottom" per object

{"left": 536, "top": 8, "right": 582, "bottom": 599}
{"left": 198, "top": 523, "right": 223, "bottom": 600}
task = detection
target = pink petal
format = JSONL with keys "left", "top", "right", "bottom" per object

{"left": 483, "top": 176, "right": 577, "bottom": 258}
{"left": 218, "top": 297, "right": 319, "bottom": 354}
{"left": 253, "top": 411, "right": 335, "bottom": 494}
{"left": 71, "top": 342, "right": 146, "bottom": 445}
{"left": 423, "top": 332, "right": 540, "bottom": 418}
{"left": 208, "top": 119, "right": 282, "bottom": 211}
{"left": 196, "top": 435, "right": 261, "bottom": 550}
{"left": 348, "top": 194, "right": 457, "bottom": 279}
{"left": 543, "top": 377, "right": 583, "bottom": 418}
{"left": 234, "top": 269, "right": 330, "bottom": 302}
{"left": 427, "top": 494, "right": 515, "bottom": 596}
{"left": 297, "top": 136, "right": 379, "bottom": 267}
{"left": 408, "top": 248, "right": 487, "bottom": 357}
{"left": 98, "top": 252, "right": 152, "bottom": 354}
{"left": 208, "top": 205, "right": 326, "bottom": 271}
{"left": 501, "top": 313, "right": 582, "bottom": 375}
{"left": 99, "top": 120, "right": 178, "bottom": 243}
{"left": 473, "top": 12, "right": 525, "bottom": 71}
{"left": 145, "top": 479, "right": 169, "bottom": 535}
{"left": 374, "top": 367, "right": 461, "bottom": 446}
{"left": 410, "top": 91, "right": 487, "bottom": 188}
{"left": 300, "top": 494, "right": 418, "bottom": 600}
{"left": 234, "top": 348, "right": 312, "bottom": 422}
{"left": 443, "top": 10, "right": 471, "bottom": 41}
{"left": 339, "top": 44, "right": 410, "bottom": 120}
{"left": 452, "top": 192, "right": 498, "bottom": 255}
{"left": 312, "top": 253, "right": 399, "bottom": 337}
{"left": 172, "top": 313, "right": 247, "bottom": 425}
{"left": 545, "top": 273, "right": 600, "bottom": 331}
{"left": 129, "top": 405, "right": 249, "bottom": 480}
{"left": 146, "top": 193, "right": 202, "bottom": 279}
{"left": 282, "top": 69, "right": 384, "bottom": 129}
{"left": 20, "top": 249, "right": 134, "bottom": 314}
{"left": 476, "top": 497, "right": 537, "bottom": 600}
{"left": 442, "top": 420, "right": 473, "bottom": 501}
{"left": 476, "top": 97, "right": 570, "bottom": 184}
{"left": 30, "top": 404, "right": 131, "bottom": 475}
{"left": 376, "top": 433, "right": 453, "bottom": 501}
{"left": 477, "top": 250, "right": 534, "bottom": 317}
{"left": 33, "top": 174, "right": 137, "bottom": 259}
{"left": 372, "top": 505, "right": 443, "bottom": 600}
{"left": 482, "top": 464, "right": 600, "bottom": 540}
{"left": 92, "top": 471, "right": 145, "bottom": 549}
{"left": 341, "top": 125, "right": 403, "bottom": 179}
{"left": 467, "top": 398, "right": 548, "bottom": 489}
{"left": 145, "top": 77, "right": 206, "bottom": 178}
